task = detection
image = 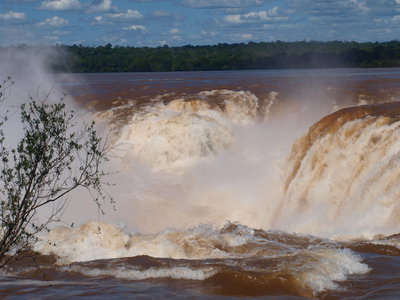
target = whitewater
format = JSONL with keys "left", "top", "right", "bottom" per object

{"left": 2, "top": 66, "right": 400, "bottom": 299}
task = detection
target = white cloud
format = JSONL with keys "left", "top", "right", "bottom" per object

{"left": 171, "top": 35, "right": 182, "bottom": 41}
{"left": 40, "top": 0, "right": 82, "bottom": 11}
{"left": 224, "top": 7, "right": 286, "bottom": 24}
{"left": 392, "top": 15, "right": 400, "bottom": 22}
{"left": 345, "top": 0, "right": 369, "bottom": 13}
{"left": 268, "top": 6, "right": 278, "bottom": 16}
{"left": 228, "top": 33, "right": 254, "bottom": 41}
{"left": 183, "top": 0, "right": 264, "bottom": 8}
{"left": 37, "top": 16, "right": 69, "bottom": 27}
{"left": 152, "top": 10, "right": 170, "bottom": 17}
{"left": 98, "top": 35, "right": 128, "bottom": 44}
{"left": 123, "top": 25, "right": 146, "bottom": 31}
{"left": 106, "top": 9, "right": 143, "bottom": 20}
{"left": 0, "top": 10, "right": 26, "bottom": 22}
{"left": 44, "top": 35, "right": 60, "bottom": 41}
{"left": 239, "top": 33, "right": 253, "bottom": 39}
{"left": 87, "top": 0, "right": 114, "bottom": 13}
{"left": 92, "top": 9, "right": 143, "bottom": 25}
{"left": 201, "top": 30, "right": 216, "bottom": 37}
{"left": 53, "top": 29, "right": 71, "bottom": 35}
{"left": 150, "top": 9, "right": 184, "bottom": 22}
{"left": 170, "top": 28, "right": 179, "bottom": 34}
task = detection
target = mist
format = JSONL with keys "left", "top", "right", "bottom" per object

{"left": 0, "top": 46, "right": 111, "bottom": 229}
{"left": 74, "top": 90, "right": 338, "bottom": 234}
{"left": 0, "top": 47, "right": 371, "bottom": 239}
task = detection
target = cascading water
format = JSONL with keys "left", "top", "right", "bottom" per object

{"left": 4, "top": 67, "right": 400, "bottom": 299}
{"left": 34, "top": 90, "right": 398, "bottom": 297}
{"left": 281, "top": 103, "right": 400, "bottom": 240}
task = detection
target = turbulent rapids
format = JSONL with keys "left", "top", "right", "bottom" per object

{"left": 31, "top": 221, "right": 370, "bottom": 297}
{"left": 4, "top": 69, "right": 400, "bottom": 299}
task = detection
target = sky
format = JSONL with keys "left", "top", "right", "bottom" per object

{"left": 0, "top": 0, "right": 400, "bottom": 47}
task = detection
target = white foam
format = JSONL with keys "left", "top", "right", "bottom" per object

{"left": 302, "top": 248, "right": 370, "bottom": 293}
{"left": 371, "top": 236, "right": 400, "bottom": 248}
{"left": 34, "top": 222, "right": 255, "bottom": 264}
{"left": 65, "top": 265, "right": 216, "bottom": 281}
{"left": 34, "top": 221, "right": 370, "bottom": 294}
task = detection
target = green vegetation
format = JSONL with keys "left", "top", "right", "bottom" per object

{"left": 5, "top": 41, "right": 400, "bottom": 73}
{"left": 0, "top": 78, "right": 112, "bottom": 267}
{"left": 59, "top": 41, "right": 400, "bottom": 72}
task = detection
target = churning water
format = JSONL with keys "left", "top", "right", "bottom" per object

{"left": 2, "top": 68, "right": 400, "bottom": 299}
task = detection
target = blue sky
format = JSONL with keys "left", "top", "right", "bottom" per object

{"left": 1, "top": 0, "right": 400, "bottom": 46}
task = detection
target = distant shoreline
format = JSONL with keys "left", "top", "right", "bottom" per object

{"left": 2, "top": 41, "right": 400, "bottom": 73}
{"left": 54, "top": 66, "right": 400, "bottom": 76}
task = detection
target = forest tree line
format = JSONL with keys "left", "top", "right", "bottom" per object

{"left": 5, "top": 41, "right": 400, "bottom": 72}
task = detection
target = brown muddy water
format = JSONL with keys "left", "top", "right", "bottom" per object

{"left": 2, "top": 68, "right": 400, "bottom": 299}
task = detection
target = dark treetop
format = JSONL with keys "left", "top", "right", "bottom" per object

{"left": 5, "top": 41, "right": 400, "bottom": 73}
